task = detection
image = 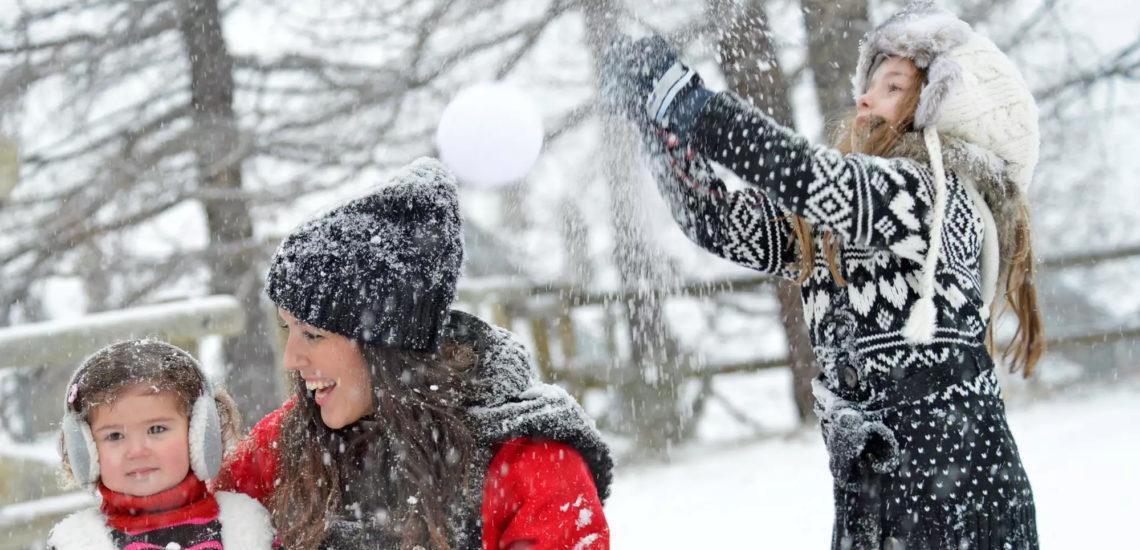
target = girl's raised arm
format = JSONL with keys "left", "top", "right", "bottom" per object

{"left": 641, "top": 128, "right": 800, "bottom": 279}
{"left": 689, "top": 92, "right": 938, "bottom": 265}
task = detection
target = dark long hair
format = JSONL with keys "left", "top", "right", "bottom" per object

{"left": 271, "top": 341, "right": 482, "bottom": 550}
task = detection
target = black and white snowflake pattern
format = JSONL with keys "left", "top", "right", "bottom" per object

{"left": 644, "top": 92, "right": 1038, "bottom": 549}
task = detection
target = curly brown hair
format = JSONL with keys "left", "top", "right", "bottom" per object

{"left": 58, "top": 339, "right": 242, "bottom": 486}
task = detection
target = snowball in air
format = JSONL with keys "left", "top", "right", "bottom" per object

{"left": 436, "top": 82, "right": 544, "bottom": 189}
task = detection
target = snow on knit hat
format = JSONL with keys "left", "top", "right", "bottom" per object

{"left": 852, "top": 0, "right": 1039, "bottom": 343}
{"left": 267, "top": 157, "right": 464, "bottom": 352}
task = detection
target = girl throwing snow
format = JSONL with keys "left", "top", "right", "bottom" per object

{"left": 604, "top": 2, "right": 1043, "bottom": 548}
{"left": 49, "top": 339, "right": 275, "bottom": 549}
{"left": 215, "top": 157, "right": 612, "bottom": 550}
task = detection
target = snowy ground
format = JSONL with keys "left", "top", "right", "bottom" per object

{"left": 3, "top": 369, "right": 1137, "bottom": 548}
{"left": 605, "top": 372, "right": 1140, "bottom": 548}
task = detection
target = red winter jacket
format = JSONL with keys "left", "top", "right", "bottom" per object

{"left": 214, "top": 401, "right": 609, "bottom": 550}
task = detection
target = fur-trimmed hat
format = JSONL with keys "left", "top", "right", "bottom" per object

{"left": 853, "top": 2, "right": 1038, "bottom": 192}
{"left": 852, "top": 1, "right": 1039, "bottom": 343}
{"left": 267, "top": 157, "right": 464, "bottom": 352}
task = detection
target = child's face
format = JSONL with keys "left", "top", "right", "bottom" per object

{"left": 278, "top": 308, "right": 374, "bottom": 429}
{"left": 856, "top": 56, "right": 919, "bottom": 130}
{"left": 88, "top": 386, "right": 190, "bottom": 497}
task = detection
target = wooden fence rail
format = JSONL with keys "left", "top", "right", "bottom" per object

{"left": 0, "top": 296, "right": 244, "bottom": 369}
{"left": 458, "top": 245, "right": 1140, "bottom": 396}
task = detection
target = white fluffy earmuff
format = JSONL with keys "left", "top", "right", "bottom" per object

{"left": 61, "top": 411, "right": 99, "bottom": 488}
{"left": 61, "top": 340, "right": 225, "bottom": 490}
{"left": 188, "top": 382, "right": 224, "bottom": 481}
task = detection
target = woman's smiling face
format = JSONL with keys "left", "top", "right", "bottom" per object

{"left": 278, "top": 308, "right": 373, "bottom": 429}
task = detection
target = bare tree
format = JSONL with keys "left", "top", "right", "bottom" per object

{"left": 707, "top": 0, "right": 824, "bottom": 423}
{"left": 582, "top": 0, "right": 689, "bottom": 456}
{"left": 0, "top": 0, "right": 280, "bottom": 424}
{"left": 798, "top": 0, "right": 870, "bottom": 419}
{"left": 175, "top": 0, "right": 280, "bottom": 422}
{"left": 0, "top": 0, "right": 578, "bottom": 425}
{"left": 801, "top": 0, "right": 870, "bottom": 124}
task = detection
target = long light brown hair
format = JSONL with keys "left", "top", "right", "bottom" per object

{"left": 989, "top": 203, "right": 1045, "bottom": 376}
{"left": 788, "top": 61, "right": 1044, "bottom": 376}
{"left": 785, "top": 62, "right": 927, "bottom": 287}
{"left": 270, "top": 341, "right": 482, "bottom": 550}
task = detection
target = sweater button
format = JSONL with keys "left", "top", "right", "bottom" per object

{"left": 165, "top": 543, "right": 182, "bottom": 550}
{"left": 836, "top": 323, "right": 850, "bottom": 339}
{"left": 842, "top": 366, "right": 859, "bottom": 388}
{"left": 883, "top": 536, "right": 906, "bottom": 550}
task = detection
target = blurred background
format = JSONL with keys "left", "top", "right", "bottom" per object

{"left": 2, "top": 0, "right": 1138, "bottom": 547}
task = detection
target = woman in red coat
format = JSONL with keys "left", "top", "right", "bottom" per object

{"left": 214, "top": 158, "right": 612, "bottom": 550}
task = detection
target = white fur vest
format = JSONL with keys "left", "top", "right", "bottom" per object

{"left": 46, "top": 491, "right": 274, "bottom": 550}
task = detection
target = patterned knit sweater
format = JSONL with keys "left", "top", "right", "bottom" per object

{"left": 647, "top": 91, "right": 1038, "bottom": 549}
{"left": 652, "top": 91, "right": 998, "bottom": 402}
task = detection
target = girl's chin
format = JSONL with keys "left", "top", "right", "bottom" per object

{"left": 111, "top": 477, "right": 181, "bottom": 497}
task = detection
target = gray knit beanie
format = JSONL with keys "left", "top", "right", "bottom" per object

{"left": 267, "top": 157, "right": 464, "bottom": 352}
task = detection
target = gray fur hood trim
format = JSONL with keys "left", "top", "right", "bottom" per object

{"left": 888, "top": 132, "right": 1024, "bottom": 221}
{"left": 852, "top": 1, "right": 972, "bottom": 130}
